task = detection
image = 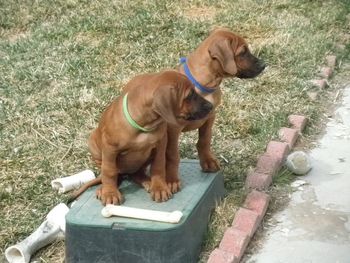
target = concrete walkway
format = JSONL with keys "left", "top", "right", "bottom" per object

{"left": 244, "top": 83, "right": 350, "bottom": 263}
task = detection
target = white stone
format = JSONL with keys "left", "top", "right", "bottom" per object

{"left": 285, "top": 151, "right": 312, "bottom": 175}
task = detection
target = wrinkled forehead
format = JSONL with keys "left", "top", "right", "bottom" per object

{"left": 156, "top": 72, "right": 193, "bottom": 92}
{"left": 209, "top": 30, "right": 247, "bottom": 47}
{"left": 156, "top": 71, "right": 183, "bottom": 85}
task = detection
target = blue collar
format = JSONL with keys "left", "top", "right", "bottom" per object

{"left": 179, "top": 57, "right": 216, "bottom": 94}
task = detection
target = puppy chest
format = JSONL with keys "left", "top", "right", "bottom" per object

{"left": 118, "top": 133, "right": 160, "bottom": 155}
{"left": 133, "top": 132, "right": 161, "bottom": 146}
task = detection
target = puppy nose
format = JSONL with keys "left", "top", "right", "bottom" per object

{"left": 204, "top": 101, "right": 213, "bottom": 112}
{"left": 258, "top": 60, "right": 266, "bottom": 70}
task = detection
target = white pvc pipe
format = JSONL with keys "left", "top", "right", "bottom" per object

{"left": 5, "top": 203, "right": 69, "bottom": 263}
{"left": 51, "top": 169, "right": 95, "bottom": 193}
{"left": 101, "top": 204, "right": 183, "bottom": 224}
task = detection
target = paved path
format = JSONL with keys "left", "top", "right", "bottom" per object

{"left": 244, "top": 83, "right": 350, "bottom": 263}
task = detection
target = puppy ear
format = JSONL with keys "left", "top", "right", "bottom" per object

{"left": 209, "top": 26, "right": 229, "bottom": 35}
{"left": 152, "top": 85, "right": 179, "bottom": 125}
{"left": 208, "top": 38, "right": 237, "bottom": 75}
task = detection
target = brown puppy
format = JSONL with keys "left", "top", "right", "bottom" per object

{"left": 166, "top": 29, "right": 266, "bottom": 193}
{"left": 86, "top": 70, "right": 213, "bottom": 205}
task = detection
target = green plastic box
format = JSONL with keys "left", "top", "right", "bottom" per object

{"left": 65, "top": 160, "right": 225, "bottom": 263}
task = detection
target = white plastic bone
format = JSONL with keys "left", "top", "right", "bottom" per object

{"left": 5, "top": 203, "right": 69, "bottom": 263}
{"left": 51, "top": 169, "right": 95, "bottom": 193}
{"left": 101, "top": 205, "right": 183, "bottom": 224}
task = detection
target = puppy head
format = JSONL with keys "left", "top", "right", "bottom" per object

{"left": 152, "top": 71, "right": 213, "bottom": 125}
{"left": 207, "top": 29, "right": 266, "bottom": 78}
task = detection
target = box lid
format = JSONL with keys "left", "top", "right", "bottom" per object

{"left": 66, "top": 160, "right": 223, "bottom": 231}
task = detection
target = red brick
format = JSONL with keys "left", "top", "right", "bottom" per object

{"left": 246, "top": 171, "right": 272, "bottom": 190}
{"left": 232, "top": 207, "right": 260, "bottom": 237}
{"left": 265, "top": 141, "right": 290, "bottom": 164}
{"left": 243, "top": 190, "right": 270, "bottom": 217}
{"left": 255, "top": 154, "right": 280, "bottom": 176}
{"left": 288, "top": 115, "right": 308, "bottom": 132}
{"left": 219, "top": 228, "right": 250, "bottom": 260}
{"left": 207, "top": 248, "right": 238, "bottom": 263}
{"left": 310, "top": 79, "right": 327, "bottom": 89}
{"left": 278, "top": 127, "right": 299, "bottom": 148}
{"left": 319, "top": 66, "right": 333, "bottom": 79}
{"left": 326, "top": 55, "right": 336, "bottom": 69}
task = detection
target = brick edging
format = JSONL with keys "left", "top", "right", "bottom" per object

{"left": 208, "top": 114, "right": 307, "bottom": 263}
{"left": 208, "top": 54, "right": 337, "bottom": 263}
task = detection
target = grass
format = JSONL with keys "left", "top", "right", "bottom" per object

{"left": 1, "top": 0, "right": 349, "bottom": 262}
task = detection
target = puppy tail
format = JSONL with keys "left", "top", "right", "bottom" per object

{"left": 67, "top": 177, "right": 102, "bottom": 203}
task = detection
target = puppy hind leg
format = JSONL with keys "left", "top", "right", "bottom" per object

{"left": 88, "top": 130, "right": 102, "bottom": 167}
{"left": 131, "top": 167, "right": 151, "bottom": 192}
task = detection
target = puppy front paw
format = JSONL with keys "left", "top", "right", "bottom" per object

{"left": 96, "top": 185, "right": 124, "bottom": 205}
{"left": 200, "top": 154, "right": 221, "bottom": 172}
{"left": 167, "top": 178, "right": 181, "bottom": 194}
{"left": 150, "top": 177, "right": 172, "bottom": 202}
{"left": 165, "top": 170, "right": 181, "bottom": 194}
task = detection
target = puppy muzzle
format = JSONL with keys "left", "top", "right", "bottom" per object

{"left": 186, "top": 101, "right": 213, "bottom": 121}
{"left": 237, "top": 59, "right": 266, "bottom": 79}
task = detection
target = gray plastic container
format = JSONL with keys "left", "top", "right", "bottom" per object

{"left": 65, "top": 159, "right": 225, "bottom": 263}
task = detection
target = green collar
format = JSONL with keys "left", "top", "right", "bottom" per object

{"left": 122, "top": 93, "right": 153, "bottom": 132}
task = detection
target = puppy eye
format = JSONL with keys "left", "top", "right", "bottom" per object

{"left": 186, "top": 88, "right": 195, "bottom": 99}
{"left": 238, "top": 47, "right": 247, "bottom": 56}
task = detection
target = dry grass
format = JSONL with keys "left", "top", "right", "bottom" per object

{"left": 183, "top": 6, "right": 218, "bottom": 21}
{"left": 1, "top": 0, "right": 349, "bottom": 262}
